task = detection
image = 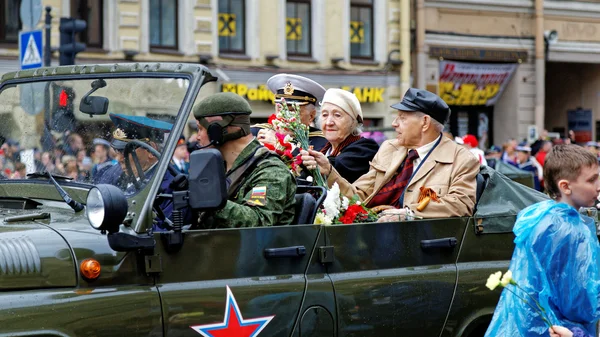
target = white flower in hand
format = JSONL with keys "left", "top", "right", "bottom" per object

{"left": 500, "top": 270, "right": 514, "bottom": 287}
{"left": 486, "top": 271, "right": 502, "bottom": 290}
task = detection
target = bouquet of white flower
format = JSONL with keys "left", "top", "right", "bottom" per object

{"left": 314, "top": 183, "right": 378, "bottom": 225}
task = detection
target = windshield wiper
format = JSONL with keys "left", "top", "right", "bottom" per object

{"left": 44, "top": 171, "right": 84, "bottom": 212}
{"left": 27, "top": 172, "right": 72, "bottom": 181}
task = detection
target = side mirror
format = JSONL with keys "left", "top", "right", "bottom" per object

{"left": 188, "top": 149, "right": 227, "bottom": 210}
{"left": 79, "top": 96, "right": 109, "bottom": 116}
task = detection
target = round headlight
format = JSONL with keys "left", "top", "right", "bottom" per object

{"left": 86, "top": 184, "right": 128, "bottom": 233}
{"left": 87, "top": 188, "right": 105, "bottom": 230}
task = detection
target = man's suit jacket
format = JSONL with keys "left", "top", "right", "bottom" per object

{"left": 327, "top": 135, "right": 479, "bottom": 218}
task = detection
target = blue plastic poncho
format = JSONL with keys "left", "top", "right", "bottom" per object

{"left": 485, "top": 200, "right": 600, "bottom": 337}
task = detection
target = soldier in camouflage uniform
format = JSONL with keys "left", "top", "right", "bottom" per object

{"left": 193, "top": 92, "right": 296, "bottom": 228}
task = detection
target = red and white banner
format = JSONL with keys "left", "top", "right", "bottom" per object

{"left": 438, "top": 60, "right": 518, "bottom": 106}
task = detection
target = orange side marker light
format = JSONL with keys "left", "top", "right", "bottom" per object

{"left": 80, "top": 258, "right": 101, "bottom": 281}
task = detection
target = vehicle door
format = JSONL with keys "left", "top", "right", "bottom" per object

{"left": 155, "top": 224, "right": 322, "bottom": 337}
{"left": 325, "top": 218, "right": 469, "bottom": 337}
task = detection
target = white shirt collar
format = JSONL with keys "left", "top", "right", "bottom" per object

{"left": 414, "top": 135, "right": 441, "bottom": 160}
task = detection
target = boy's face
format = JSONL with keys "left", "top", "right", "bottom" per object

{"left": 561, "top": 164, "right": 600, "bottom": 209}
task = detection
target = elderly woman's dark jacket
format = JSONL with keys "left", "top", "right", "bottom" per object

{"left": 321, "top": 136, "right": 379, "bottom": 183}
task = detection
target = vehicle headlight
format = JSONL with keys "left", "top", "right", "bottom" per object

{"left": 87, "top": 188, "right": 105, "bottom": 230}
{"left": 86, "top": 184, "right": 128, "bottom": 233}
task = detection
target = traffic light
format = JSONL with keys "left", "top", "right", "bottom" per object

{"left": 59, "top": 17, "right": 87, "bottom": 66}
{"left": 51, "top": 84, "right": 76, "bottom": 132}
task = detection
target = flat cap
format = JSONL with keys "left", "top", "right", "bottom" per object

{"left": 193, "top": 92, "right": 252, "bottom": 119}
{"left": 267, "top": 74, "right": 325, "bottom": 106}
{"left": 391, "top": 88, "right": 451, "bottom": 125}
{"left": 109, "top": 113, "right": 173, "bottom": 150}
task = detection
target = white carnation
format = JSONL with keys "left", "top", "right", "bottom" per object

{"left": 342, "top": 196, "right": 349, "bottom": 210}
{"left": 323, "top": 183, "right": 341, "bottom": 219}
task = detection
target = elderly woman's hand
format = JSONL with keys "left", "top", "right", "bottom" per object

{"left": 257, "top": 128, "right": 277, "bottom": 146}
{"left": 300, "top": 149, "right": 331, "bottom": 175}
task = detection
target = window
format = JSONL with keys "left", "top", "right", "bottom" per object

{"left": 218, "top": 0, "right": 245, "bottom": 54}
{"left": 150, "top": 0, "right": 178, "bottom": 49}
{"left": 71, "top": 0, "right": 103, "bottom": 49}
{"left": 0, "top": 0, "right": 21, "bottom": 44}
{"left": 350, "top": 0, "right": 373, "bottom": 59}
{"left": 286, "top": 0, "right": 311, "bottom": 57}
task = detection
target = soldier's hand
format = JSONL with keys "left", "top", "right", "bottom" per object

{"left": 257, "top": 129, "right": 277, "bottom": 146}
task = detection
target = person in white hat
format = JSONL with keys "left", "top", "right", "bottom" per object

{"left": 299, "top": 88, "right": 378, "bottom": 183}
{"left": 252, "top": 73, "right": 327, "bottom": 151}
{"left": 513, "top": 143, "right": 541, "bottom": 191}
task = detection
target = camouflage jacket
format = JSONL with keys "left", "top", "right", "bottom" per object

{"left": 202, "top": 139, "right": 296, "bottom": 228}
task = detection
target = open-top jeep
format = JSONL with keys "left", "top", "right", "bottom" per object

{"left": 0, "top": 63, "right": 550, "bottom": 337}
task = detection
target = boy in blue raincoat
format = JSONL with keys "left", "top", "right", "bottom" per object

{"left": 485, "top": 144, "right": 600, "bottom": 337}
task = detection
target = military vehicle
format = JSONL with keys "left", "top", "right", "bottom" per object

{"left": 0, "top": 63, "right": 551, "bottom": 337}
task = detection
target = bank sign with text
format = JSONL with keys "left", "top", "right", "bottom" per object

{"left": 222, "top": 83, "right": 385, "bottom": 104}
{"left": 438, "top": 61, "right": 517, "bottom": 106}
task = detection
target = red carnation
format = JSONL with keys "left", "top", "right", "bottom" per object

{"left": 267, "top": 114, "right": 277, "bottom": 125}
{"left": 263, "top": 143, "right": 276, "bottom": 151}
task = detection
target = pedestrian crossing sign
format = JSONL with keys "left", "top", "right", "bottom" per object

{"left": 19, "top": 30, "right": 43, "bottom": 70}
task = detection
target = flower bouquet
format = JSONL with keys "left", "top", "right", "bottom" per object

{"left": 269, "top": 99, "right": 327, "bottom": 187}
{"left": 314, "top": 182, "right": 378, "bottom": 225}
{"left": 262, "top": 132, "right": 303, "bottom": 176}
{"left": 486, "top": 270, "right": 555, "bottom": 329}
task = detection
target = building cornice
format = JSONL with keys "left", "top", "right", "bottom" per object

{"left": 425, "top": 0, "right": 533, "bottom": 14}
{"left": 547, "top": 40, "right": 600, "bottom": 62}
{"left": 426, "top": 31, "right": 534, "bottom": 52}
{"left": 545, "top": 1, "right": 600, "bottom": 19}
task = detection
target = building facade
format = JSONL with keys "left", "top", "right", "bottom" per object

{"left": 0, "top": 0, "right": 408, "bottom": 134}
{"left": 417, "top": 0, "right": 600, "bottom": 147}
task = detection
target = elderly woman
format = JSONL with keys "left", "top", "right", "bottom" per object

{"left": 305, "top": 88, "right": 379, "bottom": 183}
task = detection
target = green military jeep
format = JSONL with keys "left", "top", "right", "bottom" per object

{"left": 0, "top": 63, "right": 550, "bottom": 337}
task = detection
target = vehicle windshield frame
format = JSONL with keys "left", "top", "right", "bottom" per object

{"left": 0, "top": 63, "right": 217, "bottom": 233}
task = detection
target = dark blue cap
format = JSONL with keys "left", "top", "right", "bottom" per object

{"left": 109, "top": 113, "right": 173, "bottom": 150}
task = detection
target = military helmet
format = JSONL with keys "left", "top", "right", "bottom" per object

{"left": 193, "top": 92, "right": 252, "bottom": 145}
{"left": 193, "top": 92, "right": 252, "bottom": 119}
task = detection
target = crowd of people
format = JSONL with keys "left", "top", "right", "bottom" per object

{"left": 444, "top": 129, "right": 600, "bottom": 193}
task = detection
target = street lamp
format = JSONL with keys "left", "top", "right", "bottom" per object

{"left": 544, "top": 30, "right": 558, "bottom": 62}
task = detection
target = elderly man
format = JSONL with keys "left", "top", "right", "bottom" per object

{"left": 302, "top": 88, "right": 479, "bottom": 220}
{"left": 252, "top": 74, "right": 327, "bottom": 151}
{"left": 194, "top": 92, "right": 296, "bottom": 228}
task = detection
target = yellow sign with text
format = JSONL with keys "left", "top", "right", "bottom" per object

{"left": 222, "top": 84, "right": 275, "bottom": 102}
{"left": 438, "top": 82, "right": 500, "bottom": 106}
{"left": 222, "top": 84, "right": 385, "bottom": 104}
{"left": 340, "top": 86, "right": 385, "bottom": 103}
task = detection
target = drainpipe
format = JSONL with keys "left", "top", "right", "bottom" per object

{"left": 534, "top": 0, "right": 545, "bottom": 135}
{"left": 400, "top": 0, "right": 411, "bottom": 95}
{"left": 416, "top": 0, "right": 425, "bottom": 89}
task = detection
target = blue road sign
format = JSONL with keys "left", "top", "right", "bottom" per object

{"left": 19, "top": 30, "right": 43, "bottom": 70}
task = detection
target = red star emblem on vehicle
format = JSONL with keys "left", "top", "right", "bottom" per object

{"left": 190, "top": 286, "right": 275, "bottom": 337}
